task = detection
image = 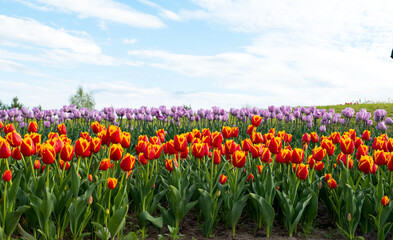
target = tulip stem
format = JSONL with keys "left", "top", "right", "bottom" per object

{"left": 28, "top": 156, "right": 37, "bottom": 185}
{"left": 3, "top": 182, "right": 7, "bottom": 228}
{"left": 46, "top": 165, "right": 50, "bottom": 188}
{"left": 87, "top": 155, "right": 93, "bottom": 177}
{"left": 76, "top": 156, "right": 81, "bottom": 174}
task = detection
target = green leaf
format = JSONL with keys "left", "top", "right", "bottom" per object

{"left": 7, "top": 170, "right": 23, "bottom": 207}
{"left": 5, "top": 205, "right": 30, "bottom": 236}
{"left": 108, "top": 205, "right": 128, "bottom": 237}
{"left": 138, "top": 211, "right": 163, "bottom": 229}
{"left": 249, "top": 193, "right": 275, "bottom": 231}
{"left": 17, "top": 223, "right": 36, "bottom": 240}
{"left": 291, "top": 194, "right": 312, "bottom": 231}
{"left": 228, "top": 195, "right": 248, "bottom": 229}
{"left": 71, "top": 163, "right": 81, "bottom": 198}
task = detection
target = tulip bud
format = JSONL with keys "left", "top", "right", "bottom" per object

{"left": 347, "top": 213, "right": 352, "bottom": 221}
{"left": 217, "top": 190, "right": 221, "bottom": 197}
{"left": 2, "top": 170, "right": 12, "bottom": 182}
{"left": 88, "top": 174, "right": 93, "bottom": 182}
{"left": 382, "top": 196, "right": 390, "bottom": 206}
{"left": 318, "top": 181, "right": 322, "bottom": 189}
{"left": 88, "top": 195, "right": 93, "bottom": 205}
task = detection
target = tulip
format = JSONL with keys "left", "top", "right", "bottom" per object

{"left": 0, "top": 120, "right": 3, "bottom": 130}
{"left": 107, "top": 177, "right": 118, "bottom": 189}
{"left": 291, "top": 148, "right": 304, "bottom": 164}
{"left": 120, "top": 153, "right": 136, "bottom": 172}
{"left": 242, "top": 138, "right": 253, "bottom": 151}
{"left": 60, "top": 144, "right": 74, "bottom": 162}
{"left": 296, "top": 164, "right": 309, "bottom": 180}
{"left": 249, "top": 144, "right": 262, "bottom": 159}
{"left": 191, "top": 143, "right": 208, "bottom": 159}
{"left": 6, "top": 131, "right": 22, "bottom": 147}
{"left": 321, "top": 139, "right": 335, "bottom": 156}
{"left": 40, "top": 143, "right": 56, "bottom": 164}
{"left": 222, "top": 126, "right": 232, "bottom": 139}
{"left": 99, "top": 159, "right": 111, "bottom": 171}
{"left": 232, "top": 150, "right": 246, "bottom": 168}
{"left": 312, "top": 147, "right": 326, "bottom": 161}
{"left": 246, "top": 125, "right": 254, "bottom": 135}
{"left": 174, "top": 134, "right": 188, "bottom": 152}
{"left": 336, "top": 153, "right": 353, "bottom": 169}
{"left": 281, "top": 148, "right": 292, "bottom": 164}
{"left": 247, "top": 173, "right": 255, "bottom": 182}
{"left": 327, "top": 178, "right": 337, "bottom": 189}
{"left": 261, "top": 148, "right": 272, "bottom": 163}
{"left": 110, "top": 143, "right": 123, "bottom": 161}
{"left": 97, "top": 130, "right": 108, "bottom": 146}
{"left": 355, "top": 144, "right": 369, "bottom": 160}
{"left": 88, "top": 174, "right": 93, "bottom": 182}
{"left": 32, "top": 160, "right": 41, "bottom": 170}
{"left": 374, "top": 150, "right": 387, "bottom": 166}
{"left": 362, "top": 130, "right": 371, "bottom": 141}
{"left": 20, "top": 137, "right": 35, "bottom": 157}
{"left": 156, "top": 129, "right": 166, "bottom": 143}
{"left": 225, "top": 140, "right": 237, "bottom": 155}
{"left": 231, "top": 127, "right": 239, "bottom": 138}
{"left": 165, "top": 159, "right": 177, "bottom": 172}
{"left": 219, "top": 174, "right": 227, "bottom": 184}
{"left": 90, "top": 137, "right": 102, "bottom": 153}
{"left": 186, "top": 132, "right": 195, "bottom": 143}
{"left": 138, "top": 153, "right": 147, "bottom": 165}
{"left": 2, "top": 170, "right": 12, "bottom": 182}
{"left": 153, "top": 144, "right": 162, "bottom": 159}
{"left": 202, "top": 128, "right": 211, "bottom": 137}
{"left": 358, "top": 155, "right": 373, "bottom": 174}
{"left": 75, "top": 138, "right": 91, "bottom": 158}
{"left": 149, "top": 136, "right": 161, "bottom": 145}
{"left": 28, "top": 122, "right": 38, "bottom": 133}
{"left": 91, "top": 121, "right": 102, "bottom": 134}
{"left": 310, "top": 132, "right": 319, "bottom": 143}
{"left": 324, "top": 173, "right": 332, "bottom": 181}
{"left": 382, "top": 196, "right": 390, "bottom": 206}
{"left": 48, "top": 132, "right": 59, "bottom": 140}
{"left": 387, "top": 138, "right": 393, "bottom": 152}
{"left": 80, "top": 132, "right": 91, "bottom": 142}
{"left": 314, "top": 161, "right": 324, "bottom": 171}
{"left": 257, "top": 165, "right": 263, "bottom": 175}
{"left": 121, "top": 132, "right": 131, "bottom": 148}
{"left": 4, "top": 124, "right": 15, "bottom": 134}
{"left": 284, "top": 134, "right": 293, "bottom": 143}
{"left": 59, "top": 160, "right": 70, "bottom": 170}
{"left": 30, "top": 133, "right": 41, "bottom": 145}
{"left": 302, "top": 133, "right": 311, "bottom": 145}
{"left": 330, "top": 132, "right": 341, "bottom": 144}
{"left": 251, "top": 115, "right": 262, "bottom": 127}
{"left": 268, "top": 137, "right": 282, "bottom": 155}
{"left": 163, "top": 140, "right": 177, "bottom": 155}
{"left": 192, "top": 129, "right": 201, "bottom": 139}
{"left": 57, "top": 123, "right": 67, "bottom": 135}
{"left": 251, "top": 132, "right": 264, "bottom": 144}
{"left": 136, "top": 140, "right": 148, "bottom": 155}
{"left": 348, "top": 129, "right": 356, "bottom": 141}
{"left": 340, "top": 137, "right": 355, "bottom": 155}
{"left": 213, "top": 149, "right": 221, "bottom": 164}
{"left": 11, "top": 147, "right": 22, "bottom": 160}
{"left": 143, "top": 143, "right": 155, "bottom": 160}
{"left": 211, "top": 132, "right": 223, "bottom": 148}
{"left": 106, "top": 125, "right": 121, "bottom": 144}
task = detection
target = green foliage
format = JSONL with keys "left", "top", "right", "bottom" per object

{"left": 69, "top": 86, "right": 95, "bottom": 110}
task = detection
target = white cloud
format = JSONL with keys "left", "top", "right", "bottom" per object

{"left": 138, "top": 0, "right": 182, "bottom": 21}
{"left": 0, "top": 15, "right": 101, "bottom": 54}
{"left": 123, "top": 38, "right": 138, "bottom": 45}
{"left": 34, "top": 0, "right": 166, "bottom": 28}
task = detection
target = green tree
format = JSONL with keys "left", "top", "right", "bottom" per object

{"left": 69, "top": 86, "right": 95, "bottom": 109}
{"left": 0, "top": 100, "right": 7, "bottom": 110}
{"left": 9, "top": 96, "right": 23, "bottom": 109}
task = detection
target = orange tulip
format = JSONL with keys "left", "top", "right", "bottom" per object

{"left": 121, "top": 132, "right": 131, "bottom": 148}
{"left": 110, "top": 143, "right": 123, "bottom": 161}
{"left": 251, "top": 115, "right": 262, "bottom": 127}
{"left": 106, "top": 125, "right": 121, "bottom": 144}
{"left": 382, "top": 196, "right": 390, "bottom": 206}
{"left": 75, "top": 138, "right": 91, "bottom": 158}
{"left": 174, "top": 134, "right": 188, "bottom": 152}
{"left": 120, "top": 153, "right": 136, "bottom": 172}
{"left": 57, "top": 123, "right": 67, "bottom": 135}
{"left": 219, "top": 174, "right": 227, "bottom": 184}
{"left": 232, "top": 150, "right": 246, "bottom": 168}
{"left": 40, "top": 143, "right": 56, "bottom": 165}
{"left": 60, "top": 144, "right": 74, "bottom": 162}
{"left": 2, "top": 170, "right": 12, "bottom": 182}
{"left": 107, "top": 177, "right": 118, "bottom": 189}
{"left": 28, "top": 122, "right": 38, "bottom": 133}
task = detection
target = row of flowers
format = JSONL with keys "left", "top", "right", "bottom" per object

{"left": 0, "top": 115, "right": 393, "bottom": 239}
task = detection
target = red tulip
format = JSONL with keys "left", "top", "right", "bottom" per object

{"left": 174, "top": 134, "right": 188, "bottom": 152}
{"left": 327, "top": 178, "right": 337, "bottom": 189}
{"left": 2, "top": 170, "right": 12, "bottom": 182}
{"left": 106, "top": 125, "right": 121, "bottom": 144}
{"left": 28, "top": 122, "right": 38, "bottom": 133}
{"left": 232, "top": 150, "right": 246, "bottom": 168}
{"left": 251, "top": 115, "right": 262, "bottom": 127}
{"left": 219, "top": 174, "right": 227, "bottom": 184}
{"left": 107, "top": 177, "right": 118, "bottom": 189}
{"left": 57, "top": 124, "right": 67, "bottom": 135}
{"left": 75, "top": 138, "right": 91, "bottom": 158}
{"left": 120, "top": 153, "right": 136, "bottom": 172}
{"left": 110, "top": 143, "right": 123, "bottom": 161}
{"left": 60, "top": 144, "right": 74, "bottom": 162}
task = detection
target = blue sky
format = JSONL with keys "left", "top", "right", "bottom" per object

{"left": 0, "top": 0, "right": 392, "bottom": 110}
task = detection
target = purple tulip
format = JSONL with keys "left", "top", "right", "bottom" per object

{"left": 44, "top": 121, "right": 51, "bottom": 128}
{"left": 374, "top": 109, "right": 387, "bottom": 122}
{"left": 385, "top": 117, "right": 393, "bottom": 125}
{"left": 376, "top": 121, "right": 387, "bottom": 131}
{"left": 319, "top": 125, "right": 326, "bottom": 132}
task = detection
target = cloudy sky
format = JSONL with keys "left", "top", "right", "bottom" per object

{"left": 1, "top": 0, "right": 392, "bottom": 110}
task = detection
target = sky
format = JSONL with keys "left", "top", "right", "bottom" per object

{"left": 0, "top": 0, "right": 393, "bottom": 110}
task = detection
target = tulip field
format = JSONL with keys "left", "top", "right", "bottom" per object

{"left": 1, "top": 105, "right": 393, "bottom": 240}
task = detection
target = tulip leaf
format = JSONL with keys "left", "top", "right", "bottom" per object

{"left": 228, "top": 195, "right": 248, "bottom": 229}
{"left": 5, "top": 205, "right": 30, "bottom": 236}
{"left": 108, "top": 205, "right": 128, "bottom": 237}
{"left": 17, "top": 223, "right": 36, "bottom": 240}
{"left": 7, "top": 170, "right": 23, "bottom": 208}
{"left": 139, "top": 210, "right": 163, "bottom": 229}
{"left": 291, "top": 194, "right": 312, "bottom": 231}
{"left": 71, "top": 164, "right": 81, "bottom": 198}
{"left": 249, "top": 193, "right": 275, "bottom": 233}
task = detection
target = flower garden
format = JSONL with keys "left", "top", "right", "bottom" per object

{"left": 0, "top": 105, "right": 393, "bottom": 240}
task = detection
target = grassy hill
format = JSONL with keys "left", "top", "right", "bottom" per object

{"left": 316, "top": 103, "right": 393, "bottom": 116}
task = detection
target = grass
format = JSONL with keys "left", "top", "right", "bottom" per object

{"left": 316, "top": 103, "right": 393, "bottom": 117}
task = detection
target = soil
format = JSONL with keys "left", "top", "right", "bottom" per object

{"left": 123, "top": 201, "right": 350, "bottom": 240}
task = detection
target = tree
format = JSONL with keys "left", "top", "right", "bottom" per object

{"left": 69, "top": 86, "right": 95, "bottom": 109}
{"left": 0, "top": 100, "right": 7, "bottom": 110}
{"left": 10, "top": 96, "right": 23, "bottom": 109}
